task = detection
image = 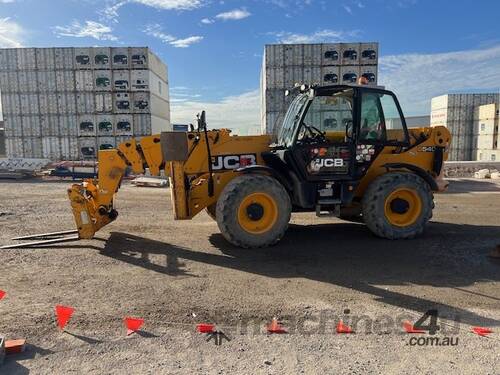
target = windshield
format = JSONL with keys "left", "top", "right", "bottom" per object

{"left": 276, "top": 94, "right": 309, "bottom": 147}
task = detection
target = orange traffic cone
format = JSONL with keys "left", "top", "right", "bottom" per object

{"left": 267, "top": 317, "right": 287, "bottom": 334}
{"left": 336, "top": 320, "right": 354, "bottom": 334}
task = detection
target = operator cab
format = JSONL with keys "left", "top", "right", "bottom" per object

{"left": 270, "top": 84, "right": 409, "bottom": 214}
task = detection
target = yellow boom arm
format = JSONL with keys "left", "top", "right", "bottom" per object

{"left": 68, "top": 135, "right": 165, "bottom": 239}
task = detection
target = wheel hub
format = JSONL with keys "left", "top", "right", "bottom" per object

{"left": 384, "top": 188, "right": 422, "bottom": 227}
{"left": 389, "top": 198, "right": 410, "bottom": 214}
{"left": 246, "top": 203, "right": 264, "bottom": 221}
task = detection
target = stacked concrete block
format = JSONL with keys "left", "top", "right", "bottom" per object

{"left": 0, "top": 47, "right": 170, "bottom": 161}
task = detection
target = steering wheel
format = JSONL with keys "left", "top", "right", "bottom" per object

{"left": 303, "top": 123, "right": 328, "bottom": 142}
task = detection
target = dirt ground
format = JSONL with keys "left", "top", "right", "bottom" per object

{"left": 0, "top": 178, "right": 499, "bottom": 374}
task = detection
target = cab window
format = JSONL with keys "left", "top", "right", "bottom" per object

{"left": 360, "top": 92, "right": 407, "bottom": 143}
{"left": 299, "top": 89, "right": 353, "bottom": 141}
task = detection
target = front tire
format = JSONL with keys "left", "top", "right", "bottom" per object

{"left": 216, "top": 174, "right": 291, "bottom": 248}
{"left": 362, "top": 172, "right": 433, "bottom": 239}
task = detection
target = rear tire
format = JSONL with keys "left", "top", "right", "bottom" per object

{"left": 362, "top": 172, "right": 433, "bottom": 239}
{"left": 216, "top": 174, "right": 291, "bottom": 248}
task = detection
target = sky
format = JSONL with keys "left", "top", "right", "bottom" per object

{"left": 1, "top": 0, "right": 500, "bottom": 134}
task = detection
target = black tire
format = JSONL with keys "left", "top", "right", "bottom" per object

{"left": 216, "top": 174, "right": 291, "bottom": 248}
{"left": 205, "top": 203, "right": 217, "bottom": 221}
{"left": 339, "top": 205, "right": 363, "bottom": 223}
{"left": 362, "top": 172, "right": 434, "bottom": 239}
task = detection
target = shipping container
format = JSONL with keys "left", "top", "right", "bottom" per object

{"left": 302, "top": 66, "right": 322, "bottom": 86}
{"left": 18, "top": 70, "right": 38, "bottom": 92}
{"left": 20, "top": 93, "right": 39, "bottom": 114}
{"left": 21, "top": 115, "right": 41, "bottom": 137}
{"left": 115, "top": 114, "right": 133, "bottom": 136}
{"left": 56, "top": 70, "right": 75, "bottom": 91}
{"left": 4, "top": 115, "right": 22, "bottom": 137}
{"left": 57, "top": 92, "right": 77, "bottom": 114}
{"left": 60, "top": 137, "right": 79, "bottom": 160}
{"left": 321, "top": 66, "right": 340, "bottom": 85}
{"left": 59, "top": 114, "right": 78, "bottom": 137}
{"left": 151, "top": 115, "right": 169, "bottom": 134}
{"left": 39, "top": 93, "right": 59, "bottom": 114}
{"left": 1, "top": 93, "right": 21, "bottom": 115}
{"left": 132, "top": 92, "right": 150, "bottom": 113}
{"left": 303, "top": 44, "right": 322, "bottom": 66}
{"left": 74, "top": 48, "right": 92, "bottom": 68}
{"left": 321, "top": 43, "right": 341, "bottom": 66}
{"left": 284, "top": 66, "right": 304, "bottom": 89}
{"left": 149, "top": 93, "right": 169, "bottom": 119}
{"left": 40, "top": 115, "right": 60, "bottom": 136}
{"left": 92, "top": 47, "right": 111, "bottom": 69}
{"left": 54, "top": 48, "right": 74, "bottom": 70}
{"left": 97, "top": 136, "right": 115, "bottom": 151}
{"left": 130, "top": 47, "right": 168, "bottom": 82}
{"left": 36, "top": 48, "right": 55, "bottom": 70}
{"left": 359, "top": 65, "right": 377, "bottom": 84}
{"left": 340, "top": 43, "right": 360, "bottom": 65}
{"left": 147, "top": 71, "right": 169, "bottom": 101}
{"left": 264, "top": 89, "right": 285, "bottom": 112}
{"left": 360, "top": 43, "right": 378, "bottom": 65}
{"left": 76, "top": 70, "right": 94, "bottom": 91}
{"left": 94, "top": 70, "right": 112, "bottom": 91}
{"left": 263, "top": 66, "right": 285, "bottom": 89}
{"left": 42, "top": 136, "right": 62, "bottom": 160}
{"left": 284, "top": 44, "right": 303, "bottom": 66}
{"left": 113, "top": 70, "right": 130, "bottom": 91}
{"left": 37, "top": 70, "right": 57, "bottom": 92}
{"left": 130, "top": 70, "right": 149, "bottom": 91}
{"left": 113, "top": 92, "right": 130, "bottom": 113}
{"left": 340, "top": 65, "right": 360, "bottom": 84}
{"left": 0, "top": 71, "right": 19, "bottom": 92}
{"left": 17, "top": 48, "right": 36, "bottom": 70}
{"left": 264, "top": 45, "right": 284, "bottom": 68}
{"left": 76, "top": 93, "right": 95, "bottom": 113}
{"left": 96, "top": 114, "right": 114, "bottom": 136}
{"left": 95, "top": 93, "right": 113, "bottom": 113}
{"left": 78, "top": 137, "right": 97, "bottom": 160}
{"left": 133, "top": 114, "right": 152, "bottom": 135}
{"left": 6, "top": 137, "right": 23, "bottom": 158}
{"left": 23, "top": 137, "right": 43, "bottom": 158}
{"left": 0, "top": 49, "right": 18, "bottom": 71}
{"left": 77, "top": 114, "right": 96, "bottom": 136}
{"left": 111, "top": 47, "right": 129, "bottom": 69}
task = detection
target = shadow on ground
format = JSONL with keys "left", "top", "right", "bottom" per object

{"left": 91, "top": 220, "right": 500, "bottom": 328}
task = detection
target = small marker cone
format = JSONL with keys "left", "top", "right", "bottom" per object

{"left": 472, "top": 327, "right": 493, "bottom": 337}
{"left": 403, "top": 321, "right": 425, "bottom": 334}
{"left": 196, "top": 323, "right": 215, "bottom": 333}
{"left": 267, "top": 318, "right": 287, "bottom": 334}
{"left": 55, "top": 305, "right": 75, "bottom": 330}
{"left": 336, "top": 320, "right": 354, "bottom": 334}
{"left": 124, "top": 317, "right": 144, "bottom": 335}
{"left": 0, "top": 290, "right": 6, "bottom": 300}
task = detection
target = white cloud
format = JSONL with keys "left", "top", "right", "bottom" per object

{"left": 170, "top": 35, "right": 204, "bottom": 48}
{"left": 201, "top": 17, "right": 214, "bottom": 24}
{"left": 102, "top": 0, "right": 204, "bottom": 22}
{"left": 271, "top": 29, "right": 359, "bottom": 44}
{"left": 0, "top": 17, "right": 25, "bottom": 47}
{"left": 144, "top": 23, "right": 203, "bottom": 48}
{"left": 343, "top": 4, "right": 352, "bottom": 14}
{"left": 215, "top": 8, "right": 251, "bottom": 21}
{"left": 379, "top": 44, "right": 500, "bottom": 115}
{"left": 0, "top": 0, "right": 16, "bottom": 3}
{"left": 171, "top": 90, "right": 261, "bottom": 134}
{"left": 53, "top": 20, "right": 117, "bottom": 41}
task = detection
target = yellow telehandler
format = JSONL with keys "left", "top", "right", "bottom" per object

{"left": 3, "top": 84, "right": 451, "bottom": 249}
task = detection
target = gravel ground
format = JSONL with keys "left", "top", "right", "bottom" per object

{"left": 0, "top": 178, "right": 499, "bottom": 374}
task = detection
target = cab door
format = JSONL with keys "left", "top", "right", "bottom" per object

{"left": 289, "top": 88, "right": 358, "bottom": 182}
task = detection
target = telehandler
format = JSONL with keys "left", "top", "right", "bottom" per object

{"left": 3, "top": 84, "right": 451, "bottom": 249}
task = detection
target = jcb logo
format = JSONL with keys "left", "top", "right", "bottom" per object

{"left": 212, "top": 154, "right": 257, "bottom": 170}
{"left": 310, "top": 158, "right": 344, "bottom": 171}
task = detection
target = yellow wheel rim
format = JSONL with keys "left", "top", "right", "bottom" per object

{"left": 237, "top": 192, "right": 278, "bottom": 234}
{"left": 384, "top": 188, "right": 422, "bottom": 227}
